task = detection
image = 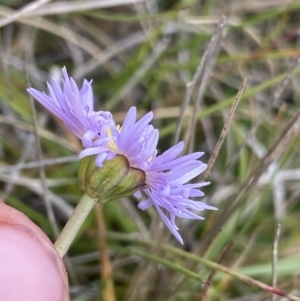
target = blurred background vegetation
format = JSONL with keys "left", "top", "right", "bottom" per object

{"left": 0, "top": 0, "right": 300, "bottom": 300}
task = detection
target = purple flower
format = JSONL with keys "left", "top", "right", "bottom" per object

{"left": 88, "top": 106, "right": 216, "bottom": 243}
{"left": 27, "top": 67, "right": 115, "bottom": 163}
{"left": 27, "top": 67, "right": 216, "bottom": 244}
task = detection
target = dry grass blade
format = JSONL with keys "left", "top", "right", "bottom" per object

{"left": 0, "top": 0, "right": 51, "bottom": 28}
{"left": 199, "top": 108, "right": 300, "bottom": 254}
{"left": 225, "top": 55, "right": 300, "bottom": 177}
{"left": 0, "top": 156, "right": 78, "bottom": 173}
{"left": 106, "top": 36, "right": 171, "bottom": 110}
{"left": 200, "top": 78, "right": 247, "bottom": 182}
{"left": 0, "top": 7, "right": 107, "bottom": 67}
{"left": 231, "top": 0, "right": 296, "bottom": 13}
{"left": 0, "top": 174, "right": 74, "bottom": 218}
{"left": 238, "top": 110, "right": 300, "bottom": 202}
{"left": 0, "top": 114, "right": 77, "bottom": 151}
{"left": 198, "top": 242, "right": 233, "bottom": 301}
{"left": 218, "top": 229, "right": 261, "bottom": 293}
{"left": 173, "top": 15, "right": 227, "bottom": 145}
{"left": 28, "top": 91, "right": 59, "bottom": 238}
{"left": 0, "top": 174, "right": 76, "bottom": 189}
{"left": 73, "top": 32, "right": 147, "bottom": 80}
{"left": 274, "top": 56, "right": 300, "bottom": 103}
{"left": 31, "top": 0, "right": 146, "bottom": 16}
{"left": 188, "top": 15, "right": 227, "bottom": 153}
{"left": 107, "top": 233, "right": 300, "bottom": 301}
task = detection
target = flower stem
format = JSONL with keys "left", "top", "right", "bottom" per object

{"left": 54, "top": 193, "right": 97, "bottom": 257}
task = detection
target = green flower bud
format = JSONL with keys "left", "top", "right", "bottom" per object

{"left": 78, "top": 155, "right": 146, "bottom": 203}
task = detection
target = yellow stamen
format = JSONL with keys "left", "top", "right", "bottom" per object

{"left": 106, "top": 127, "right": 118, "bottom": 152}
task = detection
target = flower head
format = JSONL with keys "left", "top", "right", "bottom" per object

{"left": 27, "top": 67, "right": 115, "bottom": 155}
{"left": 28, "top": 67, "right": 216, "bottom": 244}
{"left": 86, "top": 107, "right": 217, "bottom": 243}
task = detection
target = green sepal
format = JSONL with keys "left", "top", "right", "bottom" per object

{"left": 78, "top": 155, "right": 146, "bottom": 203}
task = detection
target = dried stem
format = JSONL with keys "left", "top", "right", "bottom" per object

{"left": 174, "top": 15, "right": 227, "bottom": 146}
{"left": 200, "top": 78, "right": 246, "bottom": 182}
